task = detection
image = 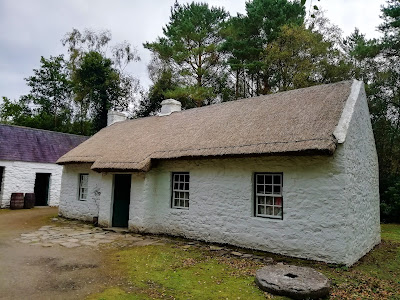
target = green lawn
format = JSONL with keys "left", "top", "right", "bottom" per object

{"left": 89, "top": 224, "right": 400, "bottom": 300}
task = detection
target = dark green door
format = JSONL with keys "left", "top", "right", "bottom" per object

{"left": 112, "top": 174, "right": 131, "bottom": 227}
{"left": 34, "top": 173, "right": 51, "bottom": 206}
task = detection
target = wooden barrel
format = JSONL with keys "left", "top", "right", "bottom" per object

{"left": 24, "top": 193, "right": 35, "bottom": 209}
{"left": 10, "top": 193, "right": 24, "bottom": 209}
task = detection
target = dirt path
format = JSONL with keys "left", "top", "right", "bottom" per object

{"left": 0, "top": 208, "right": 120, "bottom": 300}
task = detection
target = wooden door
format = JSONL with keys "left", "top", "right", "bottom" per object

{"left": 112, "top": 174, "right": 131, "bottom": 227}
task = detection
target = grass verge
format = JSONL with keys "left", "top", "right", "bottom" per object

{"left": 88, "top": 224, "right": 400, "bottom": 299}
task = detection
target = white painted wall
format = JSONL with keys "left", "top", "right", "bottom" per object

{"left": 340, "top": 84, "right": 381, "bottom": 265}
{"left": 58, "top": 163, "right": 101, "bottom": 221}
{"left": 129, "top": 155, "right": 352, "bottom": 264}
{"left": 0, "top": 160, "right": 63, "bottom": 207}
{"left": 58, "top": 83, "right": 380, "bottom": 265}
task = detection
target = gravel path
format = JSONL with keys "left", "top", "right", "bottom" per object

{"left": 0, "top": 207, "right": 161, "bottom": 300}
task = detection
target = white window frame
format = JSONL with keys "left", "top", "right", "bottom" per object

{"left": 171, "top": 172, "right": 190, "bottom": 209}
{"left": 255, "top": 173, "right": 283, "bottom": 219}
{"left": 78, "top": 173, "right": 89, "bottom": 201}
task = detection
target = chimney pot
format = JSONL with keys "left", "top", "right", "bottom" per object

{"left": 107, "top": 110, "right": 127, "bottom": 126}
{"left": 159, "top": 99, "right": 182, "bottom": 116}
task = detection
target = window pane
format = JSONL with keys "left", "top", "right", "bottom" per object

{"left": 180, "top": 200, "right": 184, "bottom": 207}
{"left": 265, "top": 185, "right": 272, "bottom": 194}
{"left": 274, "top": 207, "right": 282, "bottom": 216}
{"left": 258, "top": 196, "right": 265, "bottom": 204}
{"left": 184, "top": 192, "right": 189, "bottom": 200}
{"left": 273, "top": 175, "right": 281, "bottom": 184}
{"left": 81, "top": 174, "right": 88, "bottom": 186}
{"left": 273, "top": 185, "right": 281, "bottom": 194}
{"left": 257, "top": 185, "right": 264, "bottom": 194}
{"left": 265, "top": 175, "right": 272, "bottom": 184}
{"left": 174, "top": 174, "right": 179, "bottom": 182}
{"left": 185, "top": 200, "right": 189, "bottom": 207}
{"left": 185, "top": 174, "right": 189, "bottom": 182}
{"left": 275, "top": 197, "right": 282, "bottom": 206}
{"left": 266, "top": 196, "right": 273, "bottom": 205}
{"left": 180, "top": 182, "right": 184, "bottom": 190}
{"left": 257, "top": 175, "right": 264, "bottom": 184}
{"left": 174, "top": 199, "right": 179, "bottom": 207}
{"left": 184, "top": 183, "right": 189, "bottom": 191}
{"left": 266, "top": 206, "right": 273, "bottom": 215}
{"left": 258, "top": 206, "right": 265, "bottom": 215}
{"left": 174, "top": 182, "right": 178, "bottom": 189}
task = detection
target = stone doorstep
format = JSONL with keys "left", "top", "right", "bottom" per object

{"left": 103, "top": 227, "right": 129, "bottom": 234}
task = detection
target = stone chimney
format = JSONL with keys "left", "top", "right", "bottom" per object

{"left": 159, "top": 99, "right": 182, "bottom": 116}
{"left": 107, "top": 110, "right": 127, "bottom": 126}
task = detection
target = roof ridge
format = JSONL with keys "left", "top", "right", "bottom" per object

{"left": 0, "top": 123, "right": 89, "bottom": 138}
{"left": 125, "top": 80, "right": 354, "bottom": 124}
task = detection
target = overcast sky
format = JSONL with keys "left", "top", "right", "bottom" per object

{"left": 0, "top": 0, "right": 387, "bottom": 102}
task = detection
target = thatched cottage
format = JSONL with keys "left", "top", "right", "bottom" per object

{"left": 0, "top": 125, "right": 87, "bottom": 207}
{"left": 57, "top": 80, "right": 380, "bottom": 265}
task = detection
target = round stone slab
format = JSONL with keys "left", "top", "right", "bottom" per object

{"left": 255, "top": 264, "right": 330, "bottom": 299}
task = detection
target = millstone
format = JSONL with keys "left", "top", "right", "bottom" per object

{"left": 255, "top": 264, "right": 330, "bottom": 299}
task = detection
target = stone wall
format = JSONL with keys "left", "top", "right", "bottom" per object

{"left": 340, "top": 83, "right": 381, "bottom": 265}
{"left": 0, "top": 160, "right": 63, "bottom": 207}
{"left": 58, "top": 163, "right": 101, "bottom": 221}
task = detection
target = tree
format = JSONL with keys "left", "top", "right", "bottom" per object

{"left": 0, "top": 97, "right": 32, "bottom": 125}
{"left": 62, "top": 28, "right": 140, "bottom": 133}
{"left": 222, "top": 0, "right": 305, "bottom": 97}
{"left": 0, "top": 55, "right": 77, "bottom": 133}
{"left": 73, "top": 51, "right": 131, "bottom": 133}
{"left": 343, "top": 0, "right": 400, "bottom": 222}
{"left": 263, "top": 24, "right": 351, "bottom": 91}
{"left": 24, "top": 55, "right": 73, "bottom": 129}
{"left": 144, "top": 2, "right": 230, "bottom": 107}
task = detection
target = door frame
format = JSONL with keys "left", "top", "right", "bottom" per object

{"left": 34, "top": 173, "right": 51, "bottom": 206}
{"left": 0, "top": 166, "right": 4, "bottom": 200}
{"left": 111, "top": 174, "right": 132, "bottom": 228}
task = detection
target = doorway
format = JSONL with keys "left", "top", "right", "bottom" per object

{"left": 0, "top": 167, "right": 4, "bottom": 194}
{"left": 34, "top": 173, "right": 51, "bottom": 206}
{"left": 112, "top": 174, "right": 131, "bottom": 227}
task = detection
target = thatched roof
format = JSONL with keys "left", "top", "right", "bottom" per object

{"left": 0, "top": 124, "right": 88, "bottom": 164}
{"left": 57, "top": 80, "right": 355, "bottom": 172}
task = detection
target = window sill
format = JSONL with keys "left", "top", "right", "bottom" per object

{"left": 255, "top": 214, "right": 283, "bottom": 220}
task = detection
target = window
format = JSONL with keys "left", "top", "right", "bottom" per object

{"left": 79, "top": 174, "right": 89, "bottom": 201}
{"left": 255, "top": 173, "right": 283, "bottom": 219}
{"left": 171, "top": 172, "right": 189, "bottom": 209}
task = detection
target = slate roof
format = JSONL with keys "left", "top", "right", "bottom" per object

{"left": 58, "top": 80, "right": 357, "bottom": 172}
{"left": 0, "top": 124, "right": 88, "bottom": 164}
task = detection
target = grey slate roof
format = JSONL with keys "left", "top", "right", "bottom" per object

{"left": 0, "top": 124, "right": 88, "bottom": 164}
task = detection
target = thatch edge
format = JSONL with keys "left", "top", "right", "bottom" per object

{"left": 333, "top": 80, "right": 363, "bottom": 143}
{"left": 90, "top": 140, "right": 337, "bottom": 172}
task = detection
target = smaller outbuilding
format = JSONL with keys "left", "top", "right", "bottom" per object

{"left": 0, "top": 125, "right": 88, "bottom": 207}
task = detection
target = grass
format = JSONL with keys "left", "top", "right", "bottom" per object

{"left": 88, "top": 224, "right": 400, "bottom": 300}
